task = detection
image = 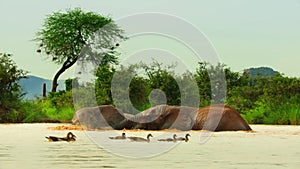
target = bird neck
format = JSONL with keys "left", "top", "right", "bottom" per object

{"left": 185, "top": 135, "right": 189, "bottom": 141}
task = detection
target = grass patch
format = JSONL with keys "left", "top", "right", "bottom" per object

{"left": 20, "top": 99, "right": 74, "bottom": 123}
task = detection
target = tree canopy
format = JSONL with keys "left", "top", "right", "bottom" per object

{"left": 35, "top": 8, "right": 125, "bottom": 92}
{"left": 0, "top": 53, "right": 27, "bottom": 122}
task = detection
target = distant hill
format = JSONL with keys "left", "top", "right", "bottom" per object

{"left": 19, "top": 75, "right": 66, "bottom": 100}
{"left": 244, "top": 67, "right": 280, "bottom": 78}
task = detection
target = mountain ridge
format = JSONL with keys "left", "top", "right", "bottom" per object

{"left": 244, "top": 67, "right": 280, "bottom": 77}
{"left": 19, "top": 75, "right": 66, "bottom": 100}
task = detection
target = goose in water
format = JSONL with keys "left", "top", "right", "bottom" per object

{"left": 128, "top": 134, "right": 153, "bottom": 142}
{"left": 158, "top": 134, "right": 177, "bottom": 142}
{"left": 46, "top": 132, "right": 76, "bottom": 142}
{"left": 175, "top": 133, "right": 191, "bottom": 142}
{"left": 109, "top": 133, "right": 126, "bottom": 140}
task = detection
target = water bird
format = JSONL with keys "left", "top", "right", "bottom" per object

{"left": 128, "top": 134, "right": 153, "bottom": 142}
{"left": 158, "top": 134, "right": 177, "bottom": 142}
{"left": 46, "top": 132, "right": 76, "bottom": 142}
{"left": 175, "top": 133, "right": 191, "bottom": 142}
{"left": 109, "top": 133, "right": 126, "bottom": 140}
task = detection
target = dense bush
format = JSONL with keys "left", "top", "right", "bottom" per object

{"left": 241, "top": 76, "right": 300, "bottom": 124}
{"left": 0, "top": 53, "right": 27, "bottom": 122}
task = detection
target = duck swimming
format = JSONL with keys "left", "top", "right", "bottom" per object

{"left": 109, "top": 133, "right": 126, "bottom": 140}
{"left": 158, "top": 134, "right": 177, "bottom": 142}
{"left": 46, "top": 132, "right": 76, "bottom": 142}
{"left": 128, "top": 134, "right": 153, "bottom": 142}
{"left": 175, "top": 133, "right": 191, "bottom": 142}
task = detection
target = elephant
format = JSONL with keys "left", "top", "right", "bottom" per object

{"left": 72, "top": 104, "right": 251, "bottom": 131}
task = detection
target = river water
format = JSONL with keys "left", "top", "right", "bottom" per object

{"left": 0, "top": 123, "right": 299, "bottom": 169}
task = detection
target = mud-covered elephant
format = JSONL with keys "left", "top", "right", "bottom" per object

{"left": 72, "top": 104, "right": 251, "bottom": 131}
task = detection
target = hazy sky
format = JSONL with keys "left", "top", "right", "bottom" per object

{"left": 1, "top": 0, "right": 300, "bottom": 79}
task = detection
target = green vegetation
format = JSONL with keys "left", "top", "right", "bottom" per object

{"left": 2, "top": 88, "right": 75, "bottom": 123}
{"left": 0, "top": 53, "right": 27, "bottom": 122}
{"left": 1, "top": 8, "right": 299, "bottom": 124}
{"left": 240, "top": 77, "right": 300, "bottom": 125}
{"left": 92, "top": 62, "right": 300, "bottom": 124}
{"left": 1, "top": 51, "right": 300, "bottom": 124}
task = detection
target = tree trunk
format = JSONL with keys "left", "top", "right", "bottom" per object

{"left": 43, "top": 83, "right": 47, "bottom": 97}
{"left": 51, "top": 57, "right": 78, "bottom": 92}
{"left": 52, "top": 67, "right": 65, "bottom": 92}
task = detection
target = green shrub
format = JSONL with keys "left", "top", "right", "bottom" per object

{"left": 243, "top": 102, "right": 266, "bottom": 124}
{"left": 20, "top": 91, "right": 75, "bottom": 123}
{"left": 243, "top": 96, "right": 300, "bottom": 125}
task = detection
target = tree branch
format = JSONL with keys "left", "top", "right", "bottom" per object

{"left": 51, "top": 56, "right": 79, "bottom": 92}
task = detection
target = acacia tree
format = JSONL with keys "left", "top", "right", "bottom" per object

{"left": 35, "top": 8, "right": 125, "bottom": 92}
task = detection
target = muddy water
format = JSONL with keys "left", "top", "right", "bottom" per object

{"left": 0, "top": 124, "right": 299, "bottom": 169}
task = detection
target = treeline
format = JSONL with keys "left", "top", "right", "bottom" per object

{"left": 1, "top": 53, "right": 300, "bottom": 124}
{"left": 75, "top": 60, "right": 300, "bottom": 125}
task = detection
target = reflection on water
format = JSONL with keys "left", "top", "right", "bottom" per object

{"left": 0, "top": 124, "right": 300, "bottom": 169}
